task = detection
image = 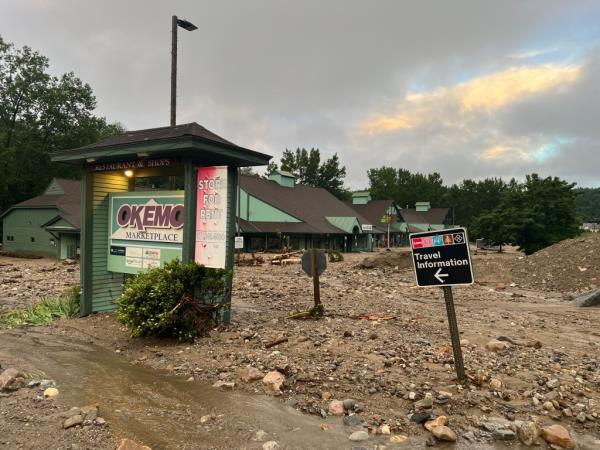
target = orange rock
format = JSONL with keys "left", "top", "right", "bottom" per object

{"left": 117, "top": 439, "right": 152, "bottom": 450}
{"left": 541, "top": 425, "right": 575, "bottom": 449}
{"left": 322, "top": 391, "right": 332, "bottom": 400}
{"left": 424, "top": 416, "right": 447, "bottom": 431}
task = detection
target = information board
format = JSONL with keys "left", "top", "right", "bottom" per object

{"left": 107, "top": 191, "right": 184, "bottom": 274}
{"left": 410, "top": 227, "right": 474, "bottom": 287}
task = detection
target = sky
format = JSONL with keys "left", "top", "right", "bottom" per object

{"left": 1, "top": 0, "right": 599, "bottom": 189}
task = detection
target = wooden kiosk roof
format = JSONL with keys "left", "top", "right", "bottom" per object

{"left": 51, "top": 122, "right": 272, "bottom": 167}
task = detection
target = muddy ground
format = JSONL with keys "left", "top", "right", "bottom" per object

{"left": 1, "top": 248, "right": 599, "bottom": 449}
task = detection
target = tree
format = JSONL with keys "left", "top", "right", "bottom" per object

{"left": 575, "top": 187, "right": 600, "bottom": 222}
{"left": 276, "top": 147, "right": 348, "bottom": 199}
{"left": 471, "top": 174, "right": 580, "bottom": 254}
{"left": 239, "top": 166, "right": 259, "bottom": 177}
{"left": 367, "top": 167, "right": 447, "bottom": 207}
{"left": 0, "top": 36, "right": 122, "bottom": 217}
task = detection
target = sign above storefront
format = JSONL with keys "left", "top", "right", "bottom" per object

{"left": 88, "top": 158, "right": 178, "bottom": 172}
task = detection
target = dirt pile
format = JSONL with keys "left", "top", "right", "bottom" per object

{"left": 509, "top": 233, "right": 600, "bottom": 294}
{"left": 359, "top": 249, "right": 413, "bottom": 270}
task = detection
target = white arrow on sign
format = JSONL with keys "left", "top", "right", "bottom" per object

{"left": 434, "top": 268, "right": 449, "bottom": 283}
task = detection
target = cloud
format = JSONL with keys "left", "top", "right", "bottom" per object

{"left": 359, "top": 64, "right": 582, "bottom": 135}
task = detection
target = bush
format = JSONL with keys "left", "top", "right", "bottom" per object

{"left": 116, "top": 260, "right": 229, "bottom": 342}
{"left": 0, "top": 284, "right": 80, "bottom": 328}
{"left": 328, "top": 250, "right": 344, "bottom": 263}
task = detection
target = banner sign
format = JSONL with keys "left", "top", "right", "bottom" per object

{"left": 89, "top": 158, "right": 177, "bottom": 172}
{"left": 195, "top": 166, "right": 228, "bottom": 269}
{"left": 108, "top": 191, "right": 184, "bottom": 274}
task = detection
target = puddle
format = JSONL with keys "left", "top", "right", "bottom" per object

{"left": 0, "top": 329, "right": 535, "bottom": 449}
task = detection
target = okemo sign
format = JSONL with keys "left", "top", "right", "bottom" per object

{"left": 114, "top": 201, "right": 184, "bottom": 242}
{"left": 108, "top": 192, "right": 184, "bottom": 274}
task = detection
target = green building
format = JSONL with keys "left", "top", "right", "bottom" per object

{"left": 238, "top": 171, "right": 375, "bottom": 252}
{"left": 1, "top": 178, "right": 80, "bottom": 259}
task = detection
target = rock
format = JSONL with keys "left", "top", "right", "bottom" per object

{"left": 390, "top": 435, "right": 408, "bottom": 444}
{"left": 343, "top": 398, "right": 356, "bottom": 410}
{"left": 425, "top": 436, "right": 437, "bottom": 446}
{"left": 63, "top": 414, "right": 83, "bottom": 429}
{"left": 543, "top": 401, "right": 555, "bottom": 411}
{"left": 571, "top": 288, "right": 600, "bottom": 307}
{"left": 424, "top": 416, "right": 447, "bottom": 431}
{"left": 254, "top": 430, "right": 268, "bottom": 441}
{"left": 200, "top": 415, "right": 212, "bottom": 424}
{"left": 408, "top": 391, "right": 416, "bottom": 400}
{"left": 546, "top": 378, "right": 561, "bottom": 389}
{"left": 410, "top": 411, "right": 432, "bottom": 424}
{"left": 262, "top": 441, "right": 280, "bottom": 450}
{"left": 39, "top": 379, "right": 56, "bottom": 389}
{"left": 380, "top": 424, "right": 391, "bottom": 435}
{"left": 541, "top": 425, "right": 575, "bottom": 449}
{"left": 63, "top": 407, "right": 82, "bottom": 418}
{"left": 576, "top": 412, "right": 587, "bottom": 423}
{"left": 262, "top": 371, "right": 285, "bottom": 392}
{"left": 328, "top": 400, "right": 344, "bottom": 416}
{"left": 518, "top": 421, "right": 540, "bottom": 446}
{"left": 493, "top": 429, "right": 516, "bottom": 440}
{"left": 460, "top": 339, "right": 470, "bottom": 346}
{"left": 212, "top": 380, "right": 235, "bottom": 390}
{"left": 81, "top": 405, "right": 98, "bottom": 421}
{"left": 489, "top": 378, "right": 503, "bottom": 391}
{"left": 0, "top": 368, "right": 25, "bottom": 391}
{"left": 486, "top": 339, "right": 509, "bottom": 352}
{"left": 414, "top": 393, "right": 433, "bottom": 410}
{"left": 321, "top": 391, "right": 332, "bottom": 400}
{"left": 116, "top": 439, "right": 152, "bottom": 450}
{"left": 95, "top": 417, "right": 106, "bottom": 426}
{"left": 431, "top": 426, "right": 457, "bottom": 442}
{"left": 239, "top": 366, "right": 264, "bottom": 383}
{"left": 349, "top": 430, "right": 370, "bottom": 442}
{"left": 343, "top": 415, "right": 364, "bottom": 427}
{"left": 43, "top": 387, "right": 59, "bottom": 397}
{"left": 360, "top": 257, "right": 376, "bottom": 269}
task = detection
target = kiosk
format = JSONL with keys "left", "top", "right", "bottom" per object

{"left": 51, "top": 122, "right": 271, "bottom": 320}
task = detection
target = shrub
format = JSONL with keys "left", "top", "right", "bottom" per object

{"left": 0, "top": 284, "right": 80, "bottom": 328}
{"left": 328, "top": 250, "right": 344, "bottom": 263}
{"left": 116, "top": 260, "right": 229, "bottom": 342}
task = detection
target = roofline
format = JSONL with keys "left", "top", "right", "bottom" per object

{"left": 0, "top": 205, "right": 59, "bottom": 220}
{"left": 240, "top": 185, "right": 303, "bottom": 222}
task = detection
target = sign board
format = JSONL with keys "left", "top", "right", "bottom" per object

{"left": 107, "top": 191, "right": 184, "bottom": 274}
{"left": 89, "top": 158, "right": 177, "bottom": 172}
{"left": 301, "top": 249, "right": 327, "bottom": 276}
{"left": 361, "top": 224, "right": 373, "bottom": 231}
{"left": 234, "top": 236, "right": 244, "bottom": 249}
{"left": 410, "top": 227, "right": 474, "bottom": 287}
{"left": 195, "top": 166, "right": 228, "bottom": 269}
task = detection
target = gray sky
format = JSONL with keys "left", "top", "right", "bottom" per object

{"left": 2, "top": 0, "right": 599, "bottom": 188}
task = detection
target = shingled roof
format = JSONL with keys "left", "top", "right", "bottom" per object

{"left": 347, "top": 199, "right": 395, "bottom": 233}
{"left": 399, "top": 207, "right": 449, "bottom": 232}
{"left": 1, "top": 178, "right": 81, "bottom": 229}
{"left": 239, "top": 176, "right": 371, "bottom": 235}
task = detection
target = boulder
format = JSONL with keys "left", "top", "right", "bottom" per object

{"left": 518, "top": 421, "right": 540, "bottom": 446}
{"left": 572, "top": 289, "right": 600, "bottom": 307}
{"left": 431, "top": 425, "right": 457, "bottom": 442}
{"left": 541, "top": 425, "right": 575, "bottom": 449}
{"left": 63, "top": 414, "right": 83, "bottom": 429}
{"left": 349, "top": 430, "right": 369, "bottom": 442}
{"left": 424, "top": 416, "right": 447, "bottom": 431}
{"left": 328, "top": 400, "right": 344, "bottom": 416}
{"left": 262, "top": 371, "right": 285, "bottom": 392}
{"left": 238, "top": 366, "right": 264, "bottom": 383}
{"left": 116, "top": 439, "right": 152, "bottom": 450}
{"left": 0, "top": 368, "right": 25, "bottom": 391}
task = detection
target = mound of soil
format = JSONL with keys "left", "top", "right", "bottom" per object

{"left": 359, "top": 250, "right": 413, "bottom": 270}
{"left": 509, "top": 233, "right": 600, "bottom": 294}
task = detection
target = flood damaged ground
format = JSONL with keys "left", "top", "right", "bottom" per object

{"left": 1, "top": 248, "right": 599, "bottom": 449}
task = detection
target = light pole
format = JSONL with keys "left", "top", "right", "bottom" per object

{"left": 171, "top": 15, "right": 197, "bottom": 126}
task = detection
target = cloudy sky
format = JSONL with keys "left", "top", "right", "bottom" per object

{"left": 1, "top": 0, "right": 599, "bottom": 188}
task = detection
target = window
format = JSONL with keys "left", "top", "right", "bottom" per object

{"left": 6, "top": 236, "right": 14, "bottom": 241}
{"left": 30, "top": 237, "right": 35, "bottom": 242}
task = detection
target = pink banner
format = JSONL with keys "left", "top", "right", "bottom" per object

{"left": 195, "top": 166, "right": 228, "bottom": 268}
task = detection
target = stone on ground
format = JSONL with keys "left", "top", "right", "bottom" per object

{"left": 63, "top": 414, "right": 83, "bottom": 429}
{"left": 212, "top": 380, "right": 235, "bottom": 390}
{"left": 43, "top": 387, "right": 59, "bottom": 397}
{"left": 518, "top": 421, "right": 540, "bottom": 446}
{"left": 541, "top": 424, "right": 575, "bottom": 449}
{"left": 262, "top": 441, "right": 280, "bottom": 450}
{"left": 116, "top": 439, "right": 152, "bottom": 450}
{"left": 571, "top": 288, "right": 600, "bottom": 307}
{"left": 424, "top": 416, "right": 447, "bottom": 431}
{"left": 262, "top": 371, "right": 285, "bottom": 392}
{"left": 328, "top": 400, "right": 344, "bottom": 416}
{"left": 485, "top": 339, "right": 509, "bottom": 352}
{"left": 238, "top": 366, "right": 264, "bottom": 383}
{"left": 0, "top": 368, "right": 25, "bottom": 391}
{"left": 390, "top": 435, "right": 408, "bottom": 444}
{"left": 349, "top": 430, "right": 369, "bottom": 441}
{"left": 431, "top": 425, "right": 457, "bottom": 442}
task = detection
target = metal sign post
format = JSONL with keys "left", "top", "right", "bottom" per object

{"left": 311, "top": 248, "right": 322, "bottom": 308}
{"left": 301, "top": 248, "right": 326, "bottom": 314}
{"left": 409, "top": 227, "right": 474, "bottom": 385}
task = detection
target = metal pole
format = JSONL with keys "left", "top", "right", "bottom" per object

{"left": 442, "top": 286, "right": 467, "bottom": 385}
{"left": 311, "top": 247, "right": 321, "bottom": 307}
{"left": 170, "top": 15, "right": 178, "bottom": 126}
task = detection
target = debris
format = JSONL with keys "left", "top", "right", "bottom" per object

{"left": 265, "top": 337, "right": 288, "bottom": 349}
{"left": 116, "top": 439, "right": 152, "bottom": 450}
{"left": 541, "top": 424, "right": 575, "bottom": 449}
{"left": 262, "top": 371, "right": 285, "bottom": 392}
{"left": 431, "top": 425, "right": 457, "bottom": 442}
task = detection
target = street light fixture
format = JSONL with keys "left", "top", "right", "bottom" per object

{"left": 171, "top": 15, "right": 197, "bottom": 126}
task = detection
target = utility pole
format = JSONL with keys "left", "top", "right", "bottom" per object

{"left": 170, "top": 15, "right": 197, "bottom": 127}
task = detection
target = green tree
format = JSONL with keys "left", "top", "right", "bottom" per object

{"left": 277, "top": 147, "right": 348, "bottom": 199}
{"left": 471, "top": 174, "right": 580, "bottom": 254}
{"left": 0, "top": 36, "right": 122, "bottom": 218}
{"left": 367, "top": 167, "right": 447, "bottom": 207}
{"left": 575, "top": 187, "right": 600, "bottom": 222}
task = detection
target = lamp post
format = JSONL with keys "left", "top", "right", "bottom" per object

{"left": 171, "top": 15, "right": 197, "bottom": 126}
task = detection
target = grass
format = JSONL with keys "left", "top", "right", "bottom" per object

{"left": 0, "top": 285, "right": 80, "bottom": 328}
